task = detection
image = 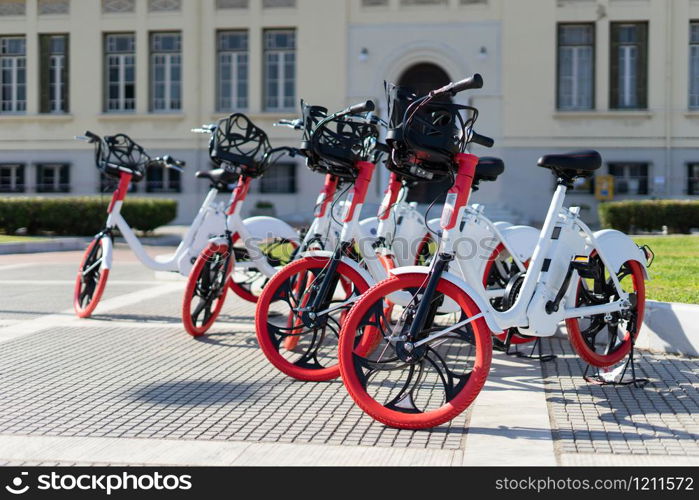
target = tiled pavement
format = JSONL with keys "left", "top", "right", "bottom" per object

{"left": 0, "top": 247, "right": 697, "bottom": 466}
{"left": 541, "top": 339, "right": 699, "bottom": 458}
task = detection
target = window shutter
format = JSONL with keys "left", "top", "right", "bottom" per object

{"left": 610, "top": 24, "right": 620, "bottom": 109}
{"left": 39, "top": 36, "right": 51, "bottom": 113}
{"left": 63, "top": 35, "right": 69, "bottom": 112}
{"left": 17, "top": 165, "right": 25, "bottom": 192}
{"left": 637, "top": 23, "right": 648, "bottom": 109}
{"left": 60, "top": 164, "right": 70, "bottom": 192}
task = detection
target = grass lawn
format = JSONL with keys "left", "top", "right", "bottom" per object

{"left": 0, "top": 235, "right": 47, "bottom": 243}
{"left": 633, "top": 235, "right": 699, "bottom": 305}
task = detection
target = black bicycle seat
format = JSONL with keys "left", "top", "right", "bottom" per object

{"left": 538, "top": 150, "right": 601, "bottom": 179}
{"left": 475, "top": 157, "right": 504, "bottom": 183}
{"left": 196, "top": 168, "right": 240, "bottom": 187}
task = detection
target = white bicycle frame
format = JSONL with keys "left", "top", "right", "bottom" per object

{"left": 395, "top": 161, "right": 648, "bottom": 348}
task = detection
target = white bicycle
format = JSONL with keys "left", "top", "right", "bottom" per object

{"left": 337, "top": 74, "right": 650, "bottom": 429}
{"left": 253, "top": 98, "right": 538, "bottom": 382}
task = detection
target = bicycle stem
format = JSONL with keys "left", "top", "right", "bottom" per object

{"left": 406, "top": 153, "right": 479, "bottom": 340}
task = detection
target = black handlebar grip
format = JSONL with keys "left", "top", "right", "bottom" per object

{"left": 471, "top": 131, "right": 494, "bottom": 148}
{"left": 452, "top": 74, "right": 483, "bottom": 94}
{"left": 346, "top": 100, "right": 375, "bottom": 115}
{"left": 84, "top": 130, "right": 99, "bottom": 142}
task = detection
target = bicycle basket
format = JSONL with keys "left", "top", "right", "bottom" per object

{"left": 385, "top": 82, "right": 471, "bottom": 179}
{"left": 308, "top": 112, "right": 379, "bottom": 180}
{"left": 97, "top": 134, "right": 150, "bottom": 182}
{"left": 210, "top": 113, "right": 272, "bottom": 178}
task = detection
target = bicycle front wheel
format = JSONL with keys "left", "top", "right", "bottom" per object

{"left": 255, "top": 256, "right": 371, "bottom": 382}
{"left": 182, "top": 243, "right": 233, "bottom": 337}
{"left": 338, "top": 273, "right": 492, "bottom": 429}
{"left": 74, "top": 236, "right": 110, "bottom": 318}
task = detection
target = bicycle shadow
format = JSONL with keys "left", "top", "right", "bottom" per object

{"left": 131, "top": 380, "right": 269, "bottom": 406}
{"left": 541, "top": 338, "right": 699, "bottom": 448}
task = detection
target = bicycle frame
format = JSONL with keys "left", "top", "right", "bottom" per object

{"left": 396, "top": 153, "right": 645, "bottom": 346}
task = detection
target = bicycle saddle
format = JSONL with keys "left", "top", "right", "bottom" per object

{"left": 196, "top": 168, "right": 239, "bottom": 187}
{"left": 538, "top": 150, "right": 601, "bottom": 179}
{"left": 475, "top": 157, "right": 504, "bottom": 182}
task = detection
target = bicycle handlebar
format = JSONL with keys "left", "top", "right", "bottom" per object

{"left": 191, "top": 124, "right": 217, "bottom": 134}
{"left": 274, "top": 118, "right": 304, "bottom": 130}
{"left": 152, "top": 155, "right": 187, "bottom": 171}
{"left": 470, "top": 131, "right": 494, "bottom": 148}
{"left": 339, "top": 100, "right": 375, "bottom": 118}
{"left": 431, "top": 73, "right": 483, "bottom": 97}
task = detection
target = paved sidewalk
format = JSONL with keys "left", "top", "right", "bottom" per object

{"left": 0, "top": 249, "right": 697, "bottom": 466}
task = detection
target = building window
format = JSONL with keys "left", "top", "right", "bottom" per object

{"left": 362, "top": 0, "right": 388, "bottom": 5}
{"left": 690, "top": 23, "right": 699, "bottom": 109}
{"left": 608, "top": 162, "right": 649, "bottom": 195}
{"left": 263, "top": 0, "right": 295, "bottom": 7}
{"left": 38, "top": 0, "right": 70, "bottom": 15}
{"left": 217, "top": 31, "right": 248, "bottom": 111}
{"left": 104, "top": 33, "right": 136, "bottom": 112}
{"left": 0, "top": 37, "right": 26, "bottom": 113}
{"left": 36, "top": 163, "right": 70, "bottom": 193}
{"left": 264, "top": 29, "right": 295, "bottom": 112}
{"left": 260, "top": 163, "right": 296, "bottom": 193}
{"left": 40, "top": 34, "right": 69, "bottom": 113}
{"left": 688, "top": 163, "right": 699, "bottom": 195}
{"left": 216, "top": 0, "right": 248, "bottom": 8}
{"left": 102, "top": 0, "right": 134, "bottom": 14}
{"left": 610, "top": 22, "right": 648, "bottom": 110}
{"left": 146, "top": 164, "right": 180, "bottom": 193}
{"left": 0, "top": 164, "right": 24, "bottom": 192}
{"left": 148, "top": 0, "right": 180, "bottom": 12}
{"left": 150, "top": 32, "right": 181, "bottom": 112}
{"left": 557, "top": 24, "right": 594, "bottom": 110}
{"left": 0, "top": 1, "right": 25, "bottom": 16}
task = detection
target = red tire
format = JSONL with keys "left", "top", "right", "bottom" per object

{"left": 255, "top": 256, "right": 372, "bottom": 382}
{"left": 182, "top": 243, "right": 234, "bottom": 337}
{"left": 482, "top": 243, "right": 534, "bottom": 346}
{"left": 338, "top": 273, "right": 492, "bottom": 429}
{"left": 74, "top": 237, "right": 110, "bottom": 319}
{"left": 566, "top": 258, "right": 646, "bottom": 368}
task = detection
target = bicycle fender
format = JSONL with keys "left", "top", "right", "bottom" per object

{"left": 242, "top": 216, "right": 301, "bottom": 245}
{"left": 499, "top": 225, "right": 539, "bottom": 263}
{"left": 390, "top": 266, "right": 500, "bottom": 333}
{"left": 592, "top": 229, "right": 649, "bottom": 279}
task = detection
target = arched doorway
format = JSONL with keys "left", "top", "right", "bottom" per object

{"left": 397, "top": 63, "right": 454, "bottom": 205}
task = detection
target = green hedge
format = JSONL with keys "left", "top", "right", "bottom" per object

{"left": 599, "top": 200, "right": 699, "bottom": 234}
{"left": 0, "top": 197, "right": 177, "bottom": 236}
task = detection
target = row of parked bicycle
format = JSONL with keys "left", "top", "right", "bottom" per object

{"left": 73, "top": 74, "right": 652, "bottom": 429}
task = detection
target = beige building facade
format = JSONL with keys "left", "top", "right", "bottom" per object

{"left": 0, "top": 0, "right": 697, "bottom": 226}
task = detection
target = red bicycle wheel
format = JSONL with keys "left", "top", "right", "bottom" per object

{"left": 74, "top": 236, "right": 110, "bottom": 318}
{"left": 566, "top": 257, "right": 646, "bottom": 368}
{"left": 338, "top": 273, "right": 492, "bottom": 429}
{"left": 482, "top": 243, "right": 534, "bottom": 345}
{"left": 255, "top": 256, "right": 371, "bottom": 382}
{"left": 182, "top": 242, "right": 233, "bottom": 337}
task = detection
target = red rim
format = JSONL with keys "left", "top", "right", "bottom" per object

{"left": 566, "top": 259, "right": 645, "bottom": 368}
{"left": 255, "top": 256, "right": 371, "bottom": 382}
{"left": 338, "top": 273, "right": 492, "bottom": 429}
{"left": 74, "top": 238, "right": 110, "bottom": 319}
{"left": 182, "top": 243, "right": 233, "bottom": 337}
{"left": 482, "top": 243, "right": 534, "bottom": 345}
